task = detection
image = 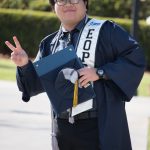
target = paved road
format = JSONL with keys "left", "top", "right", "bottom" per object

{"left": 0, "top": 81, "right": 51, "bottom": 150}
{"left": 0, "top": 80, "right": 150, "bottom": 150}
{"left": 126, "top": 97, "right": 150, "bottom": 150}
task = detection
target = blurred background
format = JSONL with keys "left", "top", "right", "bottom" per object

{"left": 0, "top": 0, "right": 150, "bottom": 150}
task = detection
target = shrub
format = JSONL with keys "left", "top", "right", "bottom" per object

{"left": 0, "top": 9, "right": 59, "bottom": 57}
{"left": 0, "top": 0, "right": 150, "bottom": 19}
{"left": 29, "top": 0, "right": 51, "bottom": 11}
{"left": 0, "top": 0, "right": 28, "bottom": 9}
{"left": 0, "top": 0, "right": 52, "bottom": 10}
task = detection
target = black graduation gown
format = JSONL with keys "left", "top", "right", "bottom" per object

{"left": 94, "top": 21, "right": 145, "bottom": 150}
{"left": 16, "top": 21, "right": 146, "bottom": 150}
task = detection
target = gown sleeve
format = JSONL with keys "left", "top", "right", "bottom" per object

{"left": 16, "top": 41, "right": 45, "bottom": 102}
{"left": 100, "top": 21, "right": 146, "bottom": 101}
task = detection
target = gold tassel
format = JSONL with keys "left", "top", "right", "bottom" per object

{"left": 73, "top": 80, "right": 78, "bottom": 107}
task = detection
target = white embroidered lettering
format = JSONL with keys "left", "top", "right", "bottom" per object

{"left": 77, "top": 19, "right": 106, "bottom": 67}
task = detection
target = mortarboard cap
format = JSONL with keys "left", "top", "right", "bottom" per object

{"left": 33, "top": 45, "right": 95, "bottom": 115}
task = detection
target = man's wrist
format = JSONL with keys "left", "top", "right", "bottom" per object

{"left": 19, "top": 60, "right": 29, "bottom": 69}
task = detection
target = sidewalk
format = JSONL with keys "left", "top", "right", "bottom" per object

{"left": 0, "top": 80, "right": 150, "bottom": 150}
{"left": 126, "top": 97, "right": 150, "bottom": 150}
{"left": 0, "top": 81, "right": 51, "bottom": 150}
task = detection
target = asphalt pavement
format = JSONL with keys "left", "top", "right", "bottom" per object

{"left": 0, "top": 80, "right": 150, "bottom": 150}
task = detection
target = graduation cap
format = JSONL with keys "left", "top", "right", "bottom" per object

{"left": 33, "top": 45, "right": 95, "bottom": 115}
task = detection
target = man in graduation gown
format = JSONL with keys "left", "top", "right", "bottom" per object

{"left": 5, "top": 0, "right": 146, "bottom": 149}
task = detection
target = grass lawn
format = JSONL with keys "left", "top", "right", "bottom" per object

{"left": 0, "top": 57, "right": 16, "bottom": 81}
{"left": 0, "top": 57, "right": 150, "bottom": 96}
{"left": 138, "top": 72, "right": 150, "bottom": 97}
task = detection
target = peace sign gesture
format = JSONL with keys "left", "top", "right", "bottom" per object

{"left": 5, "top": 36, "right": 29, "bottom": 67}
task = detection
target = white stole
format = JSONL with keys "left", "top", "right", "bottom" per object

{"left": 77, "top": 19, "right": 106, "bottom": 67}
{"left": 71, "top": 19, "right": 106, "bottom": 116}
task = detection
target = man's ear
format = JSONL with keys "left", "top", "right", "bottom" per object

{"left": 84, "top": 1, "right": 88, "bottom": 12}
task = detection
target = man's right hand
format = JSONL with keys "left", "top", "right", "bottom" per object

{"left": 5, "top": 36, "right": 29, "bottom": 67}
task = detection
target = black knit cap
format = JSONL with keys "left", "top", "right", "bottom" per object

{"left": 49, "top": 0, "right": 88, "bottom": 9}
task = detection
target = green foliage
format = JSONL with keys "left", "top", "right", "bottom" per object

{"left": 138, "top": 22, "right": 150, "bottom": 68}
{"left": 29, "top": 0, "right": 51, "bottom": 11}
{"left": 88, "top": 0, "right": 132, "bottom": 18}
{"left": 0, "top": 0, "right": 28, "bottom": 9}
{"left": 140, "top": 1, "right": 150, "bottom": 19}
{"left": 0, "top": 9, "right": 59, "bottom": 57}
{"left": 89, "top": 0, "right": 150, "bottom": 19}
{"left": 0, "top": 0, "right": 149, "bottom": 19}
{"left": 0, "top": 0, "right": 52, "bottom": 11}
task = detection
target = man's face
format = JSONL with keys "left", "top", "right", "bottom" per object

{"left": 54, "top": 0, "right": 87, "bottom": 26}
